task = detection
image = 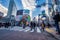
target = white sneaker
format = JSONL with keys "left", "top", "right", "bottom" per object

{"left": 30, "top": 29, "right": 34, "bottom": 32}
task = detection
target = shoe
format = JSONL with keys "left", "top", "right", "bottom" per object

{"left": 30, "top": 29, "right": 34, "bottom": 32}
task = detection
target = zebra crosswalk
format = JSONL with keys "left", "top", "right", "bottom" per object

{"left": 0, "top": 26, "right": 42, "bottom": 33}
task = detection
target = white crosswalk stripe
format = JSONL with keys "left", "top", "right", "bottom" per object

{"left": 30, "top": 29, "right": 34, "bottom": 32}
{"left": 36, "top": 27, "right": 41, "bottom": 33}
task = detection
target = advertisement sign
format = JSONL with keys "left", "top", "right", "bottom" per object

{"left": 15, "top": 15, "right": 22, "bottom": 21}
{"left": 23, "top": 9, "right": 30, "bottom": 14}
{"left": 17, "top": 10, "right": 23, "bottom": 15}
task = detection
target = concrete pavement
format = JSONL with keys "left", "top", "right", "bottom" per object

{"left": 0, "top": 29, "right": 57, "bottom": 40}
{"left": 0, "top": 26, "right": 57, "bottom": 40}
{"left": 45, "top": 27, "right": 60, "bottom": 40}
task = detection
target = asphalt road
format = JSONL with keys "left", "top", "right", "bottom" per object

{"left": 0, "top": 29, "right": 57, "bottom": 40}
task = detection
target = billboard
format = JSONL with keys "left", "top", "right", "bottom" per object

{"left": 23, "top": 9, "right": 30, "bottom": 14}
{"left": 17, "top": 10, "right": 23, "bottom": 15}
{"left": 15, "top": 15, "right": 22, "bottom": 21}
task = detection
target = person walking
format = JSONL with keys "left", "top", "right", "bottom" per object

{"left": 30, "top": 21, "right": 33, "bottom": 30}
{"left": 33, "top": 21, "right": 36, "bottom": 31}
{"left": 53, "top": 12, "right": 60, "bottom": 34}
{"left": 41, "top": 21, "right": 45, "bottom": 31}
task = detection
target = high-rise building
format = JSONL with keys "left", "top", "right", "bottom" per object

{"left": 7, "top": 0, "right": 17, "bottom": 18}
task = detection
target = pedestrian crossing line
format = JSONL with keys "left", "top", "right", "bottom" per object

{"left": 30, "top": 29, "right": 34, "bottom": 32}
{"left": 23, "top": 29, "right": 31, "bottom": 32}
{"left": 23, "top": 27, "right": 31, "bottom": 32}
{"left": 0, "top": 27, "right": 42, "bottom": 33}
{"left": 36, "top": 27, "right": 41, "bottom": 33}
{"left": 19, "top": 29, "right": 25, "bottom": 31}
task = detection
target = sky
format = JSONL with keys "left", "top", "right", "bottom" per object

{"left": 0, "top": 0, "right": 46, "bottom": 17}
{"left": 0, "top": 0, "right": 9, "bottom": 8}
{"left": 0, "top": 0, "right": 45, "bottom": 10}
{"left": 0, "top": 0, "right": 23, "bottom": 10}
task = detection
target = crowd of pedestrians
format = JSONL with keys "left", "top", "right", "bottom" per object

{"left": 0, "top": 11, "right": 60, "bottom": 35}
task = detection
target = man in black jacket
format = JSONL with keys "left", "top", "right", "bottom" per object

{"left": 53, "top": 12, "right": 60, "bottom": 34}
{"left": 30, "top": 21, "right": 33, "bottom": 30}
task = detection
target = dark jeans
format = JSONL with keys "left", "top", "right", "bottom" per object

{"left": 23, "top": 24, "right": 26, "bottom": 29}
{"left": 55, "top": 21, "right": 60, "bottom": 33}
{"left": 31, "top": 26, "right": 35, "bottom": 30}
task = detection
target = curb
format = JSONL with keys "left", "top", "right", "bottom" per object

{"left": 45, "top": 31, "right": 59, "bottom": 40}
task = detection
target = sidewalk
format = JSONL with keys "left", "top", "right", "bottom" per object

{"left": 45, "top": 27, "right": 60, "bottom": 40}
